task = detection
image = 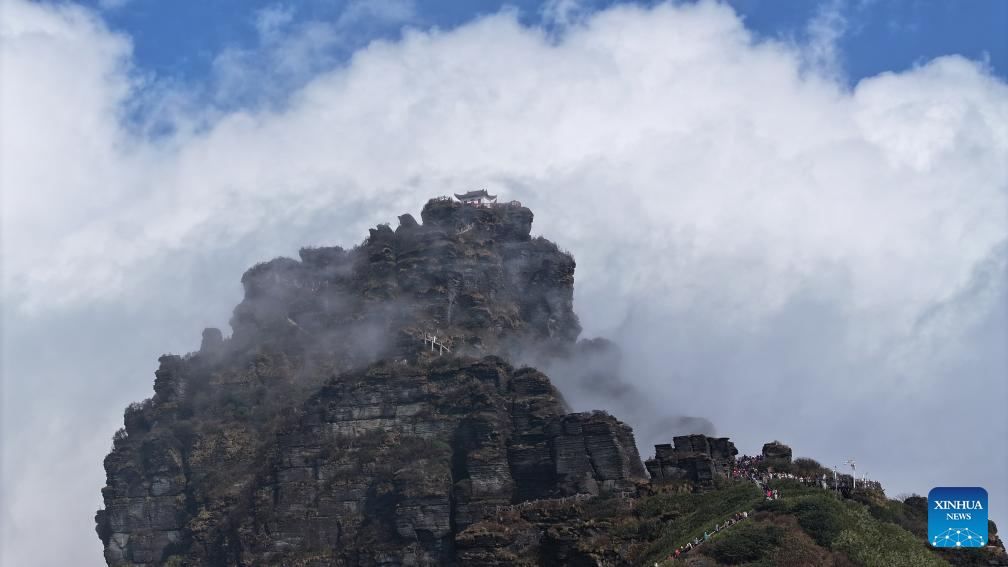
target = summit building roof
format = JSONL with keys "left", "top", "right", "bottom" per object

{"left": 454, "top": 189, "right": 497, "bottom": 201}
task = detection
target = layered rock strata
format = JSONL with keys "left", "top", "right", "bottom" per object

{"left": 644, "top": 435, "right": 738, "bottom": 484}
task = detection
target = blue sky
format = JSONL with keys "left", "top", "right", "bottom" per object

{"left": 83, "top": 0, "right": 1007, "bottom": 109}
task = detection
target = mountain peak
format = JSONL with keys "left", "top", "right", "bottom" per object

{"left": 95, "top": 196, "right": 1008, "bottom": 567}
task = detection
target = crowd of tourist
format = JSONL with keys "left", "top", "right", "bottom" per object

{"left": 661, "top": 454, "right": 883, "bottom": 563}
{"left": 734, "top": 455, "right": 882, "bottom": 492}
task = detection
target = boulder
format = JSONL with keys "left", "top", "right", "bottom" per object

{"left": 762, "top": 441, "right": 793, "bottom": 470}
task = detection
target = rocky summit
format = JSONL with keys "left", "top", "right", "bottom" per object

{"left": 97, "top": 196, "right": 1007, "bottom": 567}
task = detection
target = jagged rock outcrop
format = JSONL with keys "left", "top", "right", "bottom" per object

{"left": 761, "top": 440, "right": 793, "bottom": 470}
{"left": 227, "top": 197, "right": 579, "bottom": 366}
{"left": 645, "top": 435, "right": 738, "bottom": 484}
{"left": 96, "top": 197, "right": 641, "bottom": 567}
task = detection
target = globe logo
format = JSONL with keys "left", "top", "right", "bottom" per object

{"left": 931, "top": 528, "right": 985, "bottom": 548}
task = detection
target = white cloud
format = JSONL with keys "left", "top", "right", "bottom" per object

{"left": 803, "top": 0, "right": 849, "bottom": 78}
{"left": 209, "top": 0, "right": 417, "bottom": 107}
{"left": 336, "top": 0, "right": 415, "bottom": 28}
{"left": 254, "top": 4, "right": 296, "bottom": 39}
{"left": 541, "top": 0, "right": 590, "bottom": 27}
{"left": 2, "top": 0, "right": 1006, "bottom": 564}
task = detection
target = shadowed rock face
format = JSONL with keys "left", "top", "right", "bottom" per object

{"left": 645, "top": 435, "right": 738, "bottom": 484}
{"left": 96, "top": 198, "right": 643, "bottom": 567}
{"left": 238, "top": 359, "right": 644, "bottom": 565}
{"left": 761, "top": 441, "right": 793, "bottom": 470}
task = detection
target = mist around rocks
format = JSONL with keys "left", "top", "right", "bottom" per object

{"left": 91, "top": 195, "right": 1008, "bottom": 566}
{"left": 95, "top": 196, "right": 656, "bottom": 565}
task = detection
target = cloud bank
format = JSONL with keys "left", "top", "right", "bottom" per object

{"left": 2, "top": 0, "right": 1006, "bottom": 564}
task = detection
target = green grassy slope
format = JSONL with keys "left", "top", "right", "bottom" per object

{"left": 573, "top": 470, "right": 1005, "bottom": 566}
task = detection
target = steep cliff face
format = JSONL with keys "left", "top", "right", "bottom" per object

{"left": 238, "top": 358, "right": 644, "bottom": 565}
{"left": 96, "top": 197, "right": 640, "bottom": 566}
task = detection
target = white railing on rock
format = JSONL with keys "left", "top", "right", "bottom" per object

{"left": 422, "top": 332, "right": 451, "bottom": 355}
